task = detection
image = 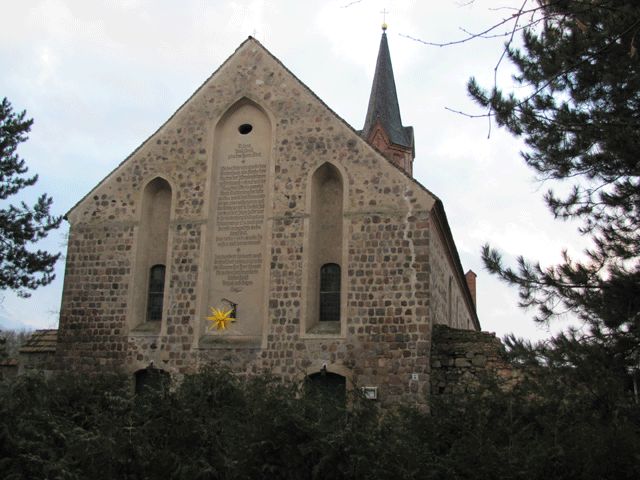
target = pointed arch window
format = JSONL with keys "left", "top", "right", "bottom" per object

{"left": 319, "top": 263, "right": 341, "bottom": 322}
{"left": 146, "top": 264, "right": 166, "bottom": 321}
{"left": 305, "top": 162, "right": 344, "bottom": 334}
{"left": 130, "top": 177, "right": 171, "bottom": 331}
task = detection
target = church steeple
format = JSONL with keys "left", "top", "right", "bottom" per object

{"left": 362, "top": 25, "right": 415, "bottom": 176}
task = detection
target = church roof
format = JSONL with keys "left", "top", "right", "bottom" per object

{"left": 362, "top": 30, "right": 413, "bottom": 149}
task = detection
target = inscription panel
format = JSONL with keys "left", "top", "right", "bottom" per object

{"left": 205, "top": 104, "right": 271, "bottom": 342}
{"left": 216, "top": 163, "right": 266, "bottom": 250}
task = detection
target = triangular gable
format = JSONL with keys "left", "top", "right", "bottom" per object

{"left": 62, "top": 35, "right": 478, "bottom": 327}
{"left": 66, "top": 36, "right": 439, "bottom": 219}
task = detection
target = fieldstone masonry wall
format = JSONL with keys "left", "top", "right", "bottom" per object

{"left": 430, "top": 324, "right": 517, "bottom": 397}
{"left": 55, "top": 38, "right": 479, "bottom": 408}
{"left": 429, "top": 218, "right": 475, "bottom": 330}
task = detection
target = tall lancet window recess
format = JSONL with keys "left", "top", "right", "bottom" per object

{"left": 146, "top": 265, "right": 166, "bottom": 321}
{"left": 130, "top": 177, "right": 172, "bottom": 331}
{"left": 319, "top": 263, "right": 341, "bottom": 322}
{"left": 305, "top": 162, "right": 344, "bottom": 334}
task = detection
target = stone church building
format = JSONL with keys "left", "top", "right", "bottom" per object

{"left": 53, "top": 30, "right": 491, "bottom": 407}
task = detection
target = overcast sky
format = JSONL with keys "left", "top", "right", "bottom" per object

{"left": 0, "top": 0, "right": 586, "bottom": 341}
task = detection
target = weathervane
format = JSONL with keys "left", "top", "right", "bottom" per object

{"left": 381, "top": 8, "right": 388, "bottom": 31}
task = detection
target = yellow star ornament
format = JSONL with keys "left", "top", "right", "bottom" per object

{"left": 207, "top": 307, "right": 235, "bottom": 331}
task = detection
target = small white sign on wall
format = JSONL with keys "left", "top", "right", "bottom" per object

{"left": 361, "top": 386, "right": 378, "bottom": 400}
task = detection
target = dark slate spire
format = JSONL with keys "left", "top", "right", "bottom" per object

{"left": 362, "top": 28, "right": 413, "bottom": 150}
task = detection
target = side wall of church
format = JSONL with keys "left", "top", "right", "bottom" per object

{"left": 428, "top": 216, "right": 476, "bottom": 330}
{"left": 56, "top": 40, "right": 469, "bottom": 406}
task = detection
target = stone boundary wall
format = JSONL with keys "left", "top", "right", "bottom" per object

{"left": 430, "top": 324, "right": 517, "bottom": 397}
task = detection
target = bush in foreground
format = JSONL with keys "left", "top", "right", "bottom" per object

{"left": 0, "top": 367, "right": 638, "bottom": 479}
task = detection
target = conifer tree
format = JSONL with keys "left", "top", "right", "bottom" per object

{"left": 0, "top": 97, "right": 61, "bottom": 297}
{"left": 468, "top": 1, "right": 640, "bottom": 376}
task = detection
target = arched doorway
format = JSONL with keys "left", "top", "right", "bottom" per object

{"left": 134, "top": 367, "right": 170, "bottom": 395}
{"left": 306, "top": 370, "right": 346, "bottom": 403}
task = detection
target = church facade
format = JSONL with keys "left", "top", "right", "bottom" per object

{"left": 55, "top": 32, "right": 480, "bottom": 407}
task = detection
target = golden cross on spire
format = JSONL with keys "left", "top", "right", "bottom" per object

{"left": 381, "top": 8, "right": 389, "bottom": 31}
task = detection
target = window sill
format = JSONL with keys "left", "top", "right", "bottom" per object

{"left": 302, "top": 321, "right": 343, "bottom": 338}
{"left": 130, "top": 322, "right": 161, "bottom": 335}
{"left": 198, "top": 334, "right": 262, "bottom": 350}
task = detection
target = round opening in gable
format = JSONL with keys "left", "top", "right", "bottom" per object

{"left": 238, "top": 123, "right": 253, "bottom": 135}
